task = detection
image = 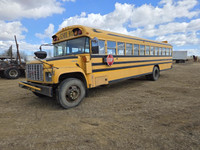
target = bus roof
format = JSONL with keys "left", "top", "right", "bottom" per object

{"left": 54, "top": 25, "right": 172, "bottom": 47}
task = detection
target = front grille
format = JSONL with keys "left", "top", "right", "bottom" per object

{"left": 26, "top": 64, "right": 43, "bottom": 81}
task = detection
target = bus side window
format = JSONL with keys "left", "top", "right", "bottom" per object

{"left": 126, "top": 43, "right": 132, "bottom": 55}
{"left": 107, "top": 41, "right": 116, "bottom": 55}
{"left": 155, "top": 47, "right": 158, "bottom": 55}
{"left": 140, "top": 45, "right": 145, "bottom": 55}
{"left": 163, "top": 48, "right": 166, "bottom": 55}
{"left": 146, "top": 46, "right": 150, "bottom": 55}
{"left": 134, "top": 44, "right": 139, "bottom": 56}
{"left": 117, "top": 42, "right": 125, "bottom": 55}
{"left": 166, "top": 48, "right": 170, "bottom": 56}
{"left": 159, "top": 47, "right": 162, "bottom": 55}
{"left": 150, "top": 46, "right": 154, "bottom": 55}
{"left": 99, "top": 40, "right": 105, "bottom": 54}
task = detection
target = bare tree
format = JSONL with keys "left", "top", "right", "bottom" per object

{"left": 1, "top": 45, "right": 12, "bottom": 57}
{"left": 19, "top": 51, "right": 28, "bottom": 62}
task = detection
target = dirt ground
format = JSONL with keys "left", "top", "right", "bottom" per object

{"left": 0, "top": 61, "right": 200, "bottom": 150}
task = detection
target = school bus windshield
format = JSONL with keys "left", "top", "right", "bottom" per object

{"left": 53, "top": 37, "right": 90, "bottom": 57}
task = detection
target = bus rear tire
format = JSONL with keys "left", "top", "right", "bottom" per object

{"left": 4, "top": 68, "right": 20, "bottom": 79}
{"left": 146, "top": 66, "right": 160, "bottom": 81}
{"left": 57, "top": 78, "right": 86, "bottom": 109}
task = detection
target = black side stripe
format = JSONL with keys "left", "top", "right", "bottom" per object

{"left": 46, "top": 56, "right": 78, "bottom": 61}
{"left": 91, "top": 55, "right": 172, "bottom": 58}
{"left": 92, "top": 59, "right": 172, "bottom": 66}
{"left": 92, "top": 62, "right": 172, "bottom": 73}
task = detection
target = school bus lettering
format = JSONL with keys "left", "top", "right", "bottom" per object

{"left": 19, "top": 25, "right": 173, "bottom": 109}
{"left": 59, "top": 32, "right": 68, "bottom": 40}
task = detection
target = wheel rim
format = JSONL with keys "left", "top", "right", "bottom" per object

{"left": 9, "top": 69, "right": 18, "bottom": 77}
{"left": 65, "top": 85, "right": 81, "bottom": 102}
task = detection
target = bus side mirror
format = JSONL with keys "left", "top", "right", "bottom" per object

{"left": 92, "top": 46, "right": 99, "bottom": 54}
{"left": 34, "top": 51, "right": 47, "bottom": 59}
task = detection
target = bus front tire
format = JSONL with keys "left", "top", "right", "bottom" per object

{"left": 57, "top": 78, "right": 86, "bottom": 109}
{"left": 146, "top": 66, "right": 160, "bottom": 81}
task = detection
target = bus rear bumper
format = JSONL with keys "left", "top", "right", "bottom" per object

{"left": 19, "top": 81, "right": 53, "bottom": 97}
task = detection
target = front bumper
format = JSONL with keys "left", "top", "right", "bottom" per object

{"left": 19, "top": 81, "right": 53, "bottom": 97}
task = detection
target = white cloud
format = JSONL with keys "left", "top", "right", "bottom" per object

{"left": 59, "top": 3, "right": 132, "bottom": 34}
{"left": 130, "top": 0, "right": 199, "bottom": 28}
{"left": 0, "top": 21, "right": 51, "bottom": 53}
{"left": 0, "top": 40, "right": 40, "bottom": 53}
{"left": 0, "top": 0, "right": 65, "bottom": 20}
{"left": 0, "top": 0, "right": 199, "bottom": 56}
{"left": 35, "top": 24, "right": 55, "bottom": 39}
{"left": 18, "top": 41, "right": 40, "bottom": 52}
{"left": 130, "top": 18, "right": 200, "bottom": 38}
{"left": 0, "top": 0, "right": 64, "bottom": 55}
{"left": 156, "top": 32, "right": 200, "bottom": 46}
{"left": 59, "top": 0, "right": 200, "bottom": 34}
{"left": 187, "top": 19, "right": 200, "bottom": 31}
{"left": 59, "top": 0, "right": 200, "bottom": 55}
{"left": 186, "top": 49, "right": 200, "bottom": 56}
{"left": 0, "top": 20, "right": 27, "bottom": 41}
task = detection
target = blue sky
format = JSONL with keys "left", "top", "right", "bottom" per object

{"left": 0, "top": 0, "right": 200, "bottom": 56}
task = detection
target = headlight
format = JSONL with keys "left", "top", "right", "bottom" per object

{"left": 45, "top": 72, "right": 52, "bottom": 82}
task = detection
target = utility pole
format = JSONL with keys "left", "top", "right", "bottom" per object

{"left": 14, "top": 35, "right": 21, "bottom": 65}
{"left": 10, "top": 45, "right": 13, "bottom": 62}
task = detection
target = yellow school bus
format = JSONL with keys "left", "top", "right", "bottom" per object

{"left": 19, "top": 25, "right": 173, "bottom": 109}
